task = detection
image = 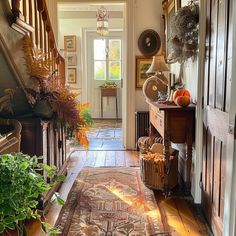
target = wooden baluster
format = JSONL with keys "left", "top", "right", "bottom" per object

{"left": 34, "top": 0, "right": 39, "bottom": 47}
{"left": 46, "top": 32, "right": 49, "bottom": 60}
{"left": 41, "top": 10, "right": 47, "bottom": 55}
{"left": 31, "top": 0, "right": 35, "bottom": 42}
{"left": 59, "top": 57, "right": 65, "bottom": 85}
{"left": 22, "top": 0, "right": 26, "bottom": 19}
{"left": 39, "top": 14, "right": 43, "bottom": 49}
{"left": 29, "top": 0, "right": 32, "bottom": 26}
{"left": 43, "top": 22, "right": 47, "bottom": 55}
{"left": 12, "top": 0, "right": 21, "bottom": 17}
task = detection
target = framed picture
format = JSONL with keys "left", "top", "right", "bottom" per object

{"left": 135, "top": 56, "right": 152, "bottom": 88}
{"left": 162, "top": 0, "right": 181, "bottom": 57}
{"left": 67, "top": 68, "right": 77, "bottom": 84}
{"left": 138, "top": 29, "right": 161, "bottom": 57}
{"left": 67, "top": 54, "right": 77, "bottom": 66}
{"left": 64, "top": 35, "right": 76, "bottom": 52}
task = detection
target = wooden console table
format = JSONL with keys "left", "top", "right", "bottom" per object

{"left": 100, "top": 87, "right": 118, "bottom": 119}
{"left": 148, "top": 101, "right": 195, "bottom": 194}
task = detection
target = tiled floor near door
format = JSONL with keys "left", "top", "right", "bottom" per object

{"left": 71, "top": 119, "right": 124, "bottom": 150}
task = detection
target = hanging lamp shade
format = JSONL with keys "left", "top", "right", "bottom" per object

{"left": 96, "top": 6, "right": 109, "bottom": 36}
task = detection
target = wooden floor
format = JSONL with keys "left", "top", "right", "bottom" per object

{"left": 26, "top": 150, "right": 210, "bottom": 236}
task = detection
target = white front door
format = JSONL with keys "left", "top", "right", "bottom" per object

{"left": 86, "top": 31, "right": 123, "bottom": 119}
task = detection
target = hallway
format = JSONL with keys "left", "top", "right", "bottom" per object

{"left": 27, "top": 150, "right": 209, "bottom": 236}
{"left": 71, "top": 119, "right": 124, "bottom": 151}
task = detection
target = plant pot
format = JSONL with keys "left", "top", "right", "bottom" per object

{"left": 33, "top": 100, "right": 53, "bottom": 119}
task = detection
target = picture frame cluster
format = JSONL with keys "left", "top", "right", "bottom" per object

{"left": 64, "top": 35, "right": 77, "bottom": 84}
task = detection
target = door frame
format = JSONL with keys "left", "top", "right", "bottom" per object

{"left": 196, "top": 0, "right": 236, "bottom": 234}
{"left": 192, "top": 0, "right": 207, "bottom": 203}
{"left": 82, "top": 29, "right": 123, "bottom": 118}
{"left": 223, "top": 0, "right": 236, "bottom": 234}
{"left": 78, "top": 0, "right": 136, "bottom": 149}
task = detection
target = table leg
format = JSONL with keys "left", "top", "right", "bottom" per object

{"left": 185, "top": 143, "right": 192, "bottom": 194}
{"left": 116, "top": 95, "right": 118, "bottom": 120}
{"left": 101, "top": 96, "right": 103, "bottom": 119}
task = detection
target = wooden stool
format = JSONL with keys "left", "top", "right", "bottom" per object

{"left": 100, "top": 87, "right": 118, "bottom": 119}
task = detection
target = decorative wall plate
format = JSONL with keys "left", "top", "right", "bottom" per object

{"left": 138, "top": 29, "right": 161, "bottom": 57}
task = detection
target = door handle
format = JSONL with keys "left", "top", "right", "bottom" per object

{"left": 121, "top": 78, "right": 123, "bottom": 88}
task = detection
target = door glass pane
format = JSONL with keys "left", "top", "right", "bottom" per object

{"left": 94, "top": 61, "right": 106, "bottom": 80}
{"left": 109, "top": 40, "right": 121, "bottom": 60}
{"left": 94, "top": 39, "right": 106, "bottom": 60}
{"left": 109, "top": 61, "right": 121, "bottom": 80}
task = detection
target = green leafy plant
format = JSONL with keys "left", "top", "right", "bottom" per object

{"left": 100, "top": 81, "right": 117, "bottom": 88}
{"left": 0, "top": 153, "right": 65, "bottom": 236}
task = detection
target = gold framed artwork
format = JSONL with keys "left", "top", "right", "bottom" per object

{"left": 135, "top": 56, "right": 152, "bottom": 89}
{"left": 67, "top": 54, "right": 77, "bottom": 66}
{"left": 162, "top": 0, "right": 181, "bottom": 57}
{"left": 64, "top": 35, "right": 77, "bottom": 52}
{"left": 67, "top": 68, "right": 77, "bottom": 84}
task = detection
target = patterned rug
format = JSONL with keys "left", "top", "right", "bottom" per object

{"left": 56, "top": 167, "right": 167, "bottom": 235}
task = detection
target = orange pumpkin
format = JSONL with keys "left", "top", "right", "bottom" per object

{"left": 173, "top": 88, "right": 190, "bottom": 101}
{"left": 173, "top": 88, "right": 191, "bottom": 107}
{"left": 175, "top": 95, "right": 190, "bottom": 107}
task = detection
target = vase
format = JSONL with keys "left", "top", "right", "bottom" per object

{"left": 32, "top": 100, "right": 53, "bottom": 119}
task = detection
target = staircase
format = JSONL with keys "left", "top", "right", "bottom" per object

{"left": 0, "top": 0, "right": 65, "bottom": 116}
{"left": 0, "top": 0, "right": 67, "bottom": 209}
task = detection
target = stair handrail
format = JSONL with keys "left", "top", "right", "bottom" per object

{"left": 9, "top": 0, "right": 65, "bottom": 86}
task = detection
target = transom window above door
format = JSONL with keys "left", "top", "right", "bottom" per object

{"left": 93, "top": 38, "right": 121, "bottom": 80}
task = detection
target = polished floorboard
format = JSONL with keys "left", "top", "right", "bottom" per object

{"left": 27, "top": 150, "right": 210, "bottom": 236}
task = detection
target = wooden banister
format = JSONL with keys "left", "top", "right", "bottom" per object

{"left": 9, "top": 0, "right": 65, "bottom": 86}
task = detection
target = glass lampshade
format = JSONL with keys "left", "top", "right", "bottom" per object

{"left": 96, "top": 6, "right": 109, "bottom": 36}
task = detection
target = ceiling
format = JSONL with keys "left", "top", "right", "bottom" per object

{"left": 58, "top": 3, "right": 125, "bottom": 12}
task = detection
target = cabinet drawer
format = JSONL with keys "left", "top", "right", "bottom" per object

{"left": 150, "top": 106, "right": 164, "bottom": 137}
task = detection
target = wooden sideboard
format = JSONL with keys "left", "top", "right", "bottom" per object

{"left": 148, "top": 101, "right": 195, "bottom": 194}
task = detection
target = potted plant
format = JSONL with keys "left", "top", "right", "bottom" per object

{"left": 22, "top": 35, "right": 92, "bottom": 149}
{"left": 0, "top": 152, "right": 65, "bottom": 236}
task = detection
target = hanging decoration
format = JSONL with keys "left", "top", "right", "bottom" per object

{"left": 167, "top": 0, "right": 199, "bottom": 64}
{"left": 96, "top": 6, "right": 109, "bottom": 36}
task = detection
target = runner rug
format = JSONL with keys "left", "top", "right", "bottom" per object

{"left": 56, "top": 167, "right": 166, "bottom": 235}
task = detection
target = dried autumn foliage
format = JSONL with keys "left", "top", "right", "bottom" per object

{"left": 0, "top": 88, "right": 16, "bottom": 114}
{"left": 29, "top": 79, "right": 91, "bottom": 149}
{"left": 23, "top": 35, "right": 51, "bottom": 81}
{"left": 22, "top": 35, "right": 92, "bottom": 149}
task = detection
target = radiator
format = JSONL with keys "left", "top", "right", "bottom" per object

{"left": 135, "top": 111, "right": 150, "bottom": 146}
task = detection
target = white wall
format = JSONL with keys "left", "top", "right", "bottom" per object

{"left": 58, "top": 16, "right": 123, "bottom": 118}
{"left": 134, "top": 0, "right": 164, "bottom": 112}
{"left": 58, "top": 0, "right": 165, "bottom": 116}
